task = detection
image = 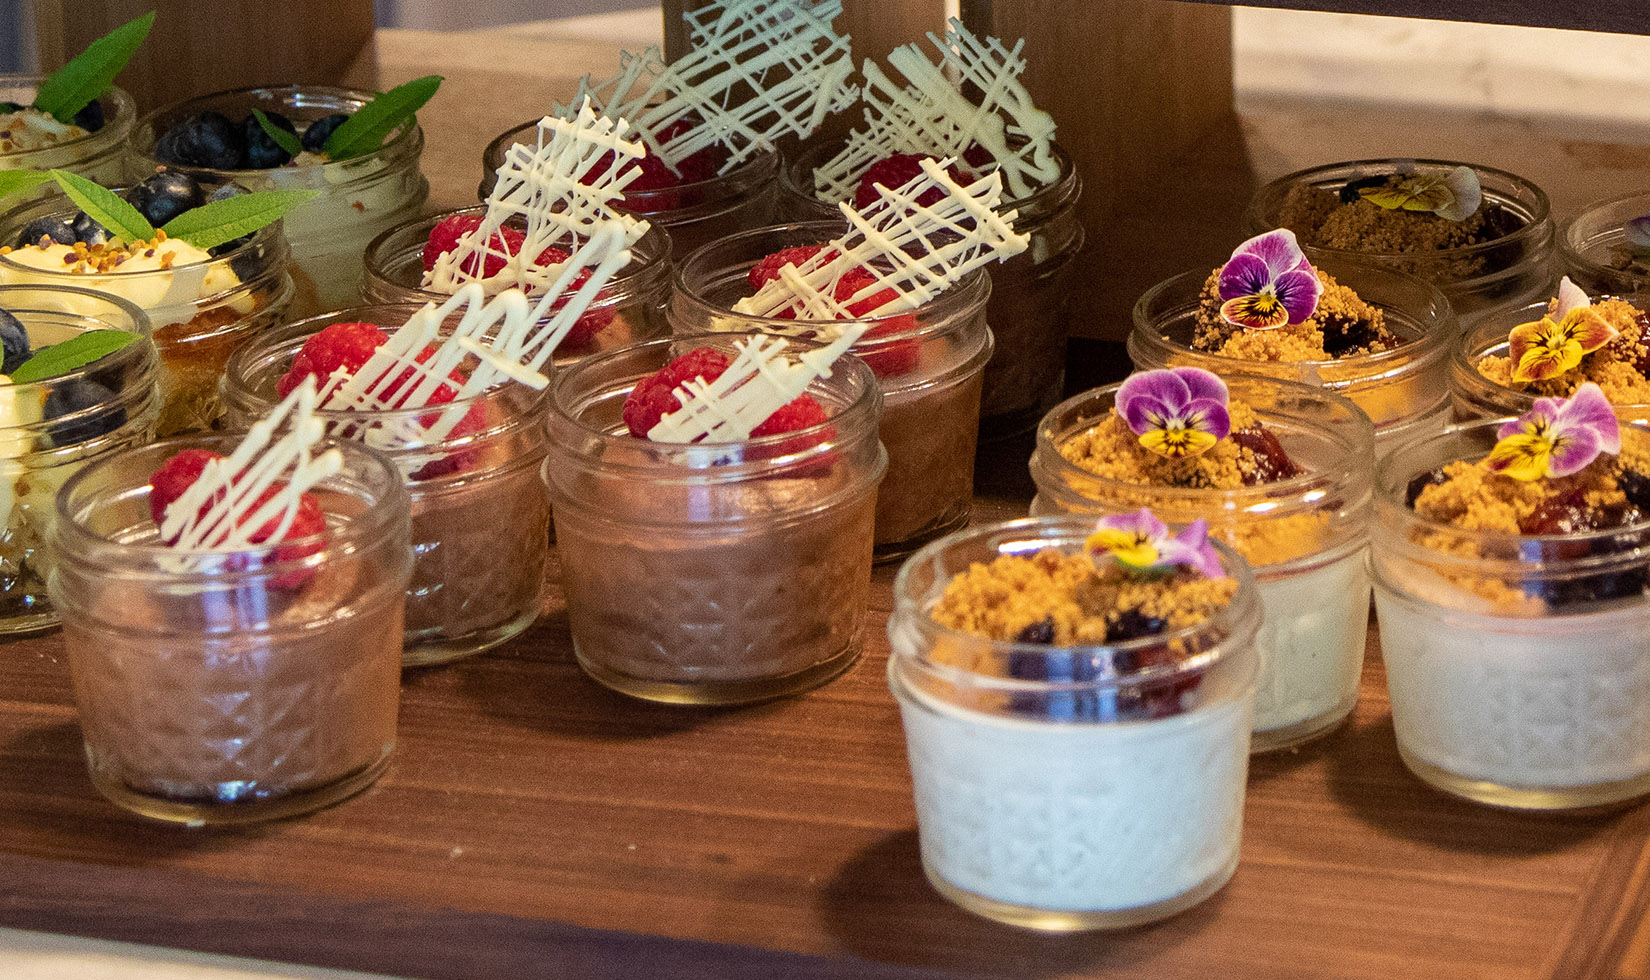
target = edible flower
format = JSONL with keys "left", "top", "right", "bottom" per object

{"left": 1358, "top": 165, "right": 1482, "bottom": 222}
{"left": 1507, "top": 277, "right": 1618, "bottom": 384}
{"left": 1626, "top": 215, "right": 1650, "bottom": 255}
{"left": 1485, "top": 382, "right": 1620, "bottom": 482}
{"left": 1116, "top": 367, "right": 1230, "bottom": 459}
{"left": 1085, "top": 509, "right": 1224, "bottom": 580}
{"left": 1217, "top": 230, "right": 1322, "bottom": 330}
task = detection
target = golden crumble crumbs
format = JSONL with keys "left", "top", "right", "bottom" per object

{"left": 1476, "top": 298, "right": 1650, "bottom": 405}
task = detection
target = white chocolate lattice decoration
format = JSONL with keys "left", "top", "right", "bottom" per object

{"left": 648, "top": 328, "right": 866, "bottom": 443}
{"left": 732, "top": 158, "right": 1028, "bottom": 327}
{"left": 812, "top": 18, "right": 1058, "bottom": 203}
{"left": 322, "top": 223, "right": 634, "bottom": 446}
{"left": 160, "top": 380, "right": 343, "bottom": 555}
{"left": 555, "top": 0, "right": 857, "bottom": 175}
{"left": 425, "top": 101, "right": 649, "bottom": 297}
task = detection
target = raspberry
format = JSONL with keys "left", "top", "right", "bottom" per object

{"left": 532, "top": 245, "right": 613, "bottom": 348}
{"left": 750, "top": 394, "right": 827, "bottom": 437}
{"left": 962, "top": 142, "right": 995, "bottom": 169}
{"left": 746, "top": 247, "right": 922, "bottom": 378}
{"left": 422, "top": 214, "right": 524, "bottom": 278}
{"left": 748, "top": 245, "right": 825, "bottom": 291}
{"left": 621, "top": 347, "right": 826, "bottom": 441}
{"left": 852, "top": 153, "right": 969, "bottom": 211}
{"left": 149, "top": 449, "right": 326, "bottom": 547}
{"left": 410, "top": 402, "right": 491, "bottom": 482}
{"left": 581, "top": 118, "right": 727, "bottom": 203}
{"left": 278, "top": 322, "right": 464, "bottom": 407}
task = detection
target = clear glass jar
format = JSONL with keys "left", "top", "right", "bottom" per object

{"left": 48, "top": 434, "right": 411, "bottom": 825}
{"left": 481, "top": 120, "right": 777, "bottom": 261}
{"left": 668, "top": 221, "right": 993, "bottom": 560}
{"left": 888, "top": 516, "right": 1261, "bottom": 930}
{"left": 361, "top": 206, "right": 673, "bottom": 362}
{"left": 0, "top": 285, "right": 159, "bottom": 634}
{"left": 779, "top": 140, "right": 1084, "bottom": 439}
{"left": 1559, "top": 191, "right": 1650, "bottom": 300}
{"left": 0, "top": 189, "right": 295, "bottom": 436}
{"left": 1244, "top": 158, "right": 1555, "bottom": 321}
{"left": 1373, "top": 418, "right": 1650, "bottom": 810}
{"left": 0, "top": 77, "right": 134, "bottom": 191}
{"left": 1128, "top": 256, "right": 1456, "bottom": 452}
{"left": 1029, "top": 375, "right": 1372, "bottom": 750}
{"left": 126, "top": 85, "right": 430, "bottom": 318}
{"left": 1452, "top": 298, "right": 1650, "bottom": 423}
{"left": 221, "top": 304, "right": 551, "bottom": 667}
{"left": 546, "top": 332, "right": 886, "bottom": 704}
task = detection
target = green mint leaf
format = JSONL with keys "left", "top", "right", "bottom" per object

{"left": 49, "top": 169, "right": 153, "bottom": 244}
{"left": 252, "top": 109, "right": 303, "bottom": 157}
{"left": 322, "top": 74, "right": 442, "bottom": 161}
{"left": 30, "top": 11, "right": 155, "bottom": 124}
{"left": 9, "top": 330, "right": 137, "bottom": 384}
{"left": 161, "top": 188, "right": 320, "bottom": 251}
{"left": 0, "top": 171, "right": 55, "bottom": 201}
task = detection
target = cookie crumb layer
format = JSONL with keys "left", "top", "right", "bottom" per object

{"left": 1190, "top": 267, "right": 1398, "bottom": 361}
{"left": 1476, "top": 298, "right": 1650, "bottom": 405}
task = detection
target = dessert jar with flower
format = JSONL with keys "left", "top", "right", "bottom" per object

{"left": 1030, "top": 368, "right": 1372, "bottom": 750}
{"left": 48, "top": 411, "right": 413, "bottom": 825}
{"left": 1454, "top": 276, "right": 1650, "bottom": 423}
{"left": 222, "top": 303, "right": 552, "bottom": 667}
{"left": 546, "top": 332, "right": 886, "bottom": 704}
{"left": 0, "top": 284, "right": 160, "bottom": 634}
{"left": 1374, "top": 384, "right": 1650, "bottom": 809}
{"left": 127, "top": 80, "right": 436, "bottom": 316}
{"left": 1560, "top": 193, "right": 1650, "bottom": 300}
{"left": 1129, "top": 229, "right": 1456, "bottom": 451}
{"left": 1245, "top": 159, "right": 1555, "bottom": 320}
{"left": 888, "top": 513, "right": 1261, "bottom": 929}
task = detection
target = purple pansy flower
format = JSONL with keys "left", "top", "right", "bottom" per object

{"left": 1085, "top": 508, "right": 1225, "bottom": 580}
{"left": 1485, "top": 382, "right": 1621, "bottom": 482}
{"left": 1217, "top": 229, "right": 1322, "bottom": 330}
{"left": 1626, "top": 215, "right": 1650, "bottom": 255}
{"left": 1116, "top": 367, "right": 1231, "bottom": 459}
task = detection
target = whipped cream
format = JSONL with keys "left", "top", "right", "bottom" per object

{"left": 0, "top": 108, "right": 89, "bottom": 154}
{"left": 0, "top": 236, "right": 251, "bottom": 327}
{"left": 0, "top": 376, "right": 42, "bottom": 530}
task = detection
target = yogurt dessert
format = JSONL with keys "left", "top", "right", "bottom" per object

{"left": 1030, "top": 368, "right": 1373, "bottom": 750}
{"left": 1373, "top": 385, "right": 1650, "bottom": 809}
{"left": 887, "top": 513, "right": 1261, "bottom": 929}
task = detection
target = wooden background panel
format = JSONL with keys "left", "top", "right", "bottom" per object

{"left": 1178, "top": 0, "right": 1649, "bottom": 35}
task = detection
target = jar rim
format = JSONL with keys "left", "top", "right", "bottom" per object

{"left": 0, "top": 78, "right": 136, "bottom": 155}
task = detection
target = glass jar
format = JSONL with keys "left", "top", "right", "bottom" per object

{"left": 481, "top": 120, "right": 777, "bottom": 261}
{"left": 1452, "top": 298, "right": 1650, "bottom": 423}
{"left": 126, "top": 85, "right": 430, "bottom": 318}
{"left": 1559, "top": 191, "right": 1650, "bottom": 300}
{"left": 0, "top": 285, "right": 159, "bottom": 634}
{"left": 49, "top": 434, "right": 411, "bottom": 825}
{"left": 0, "top": 189, "right": 294, "bottom": 436}
{"left": 888, "top": 516, "right": 1261, "bottom": 930}
{"left": 361, "top": 206, "right": 673, "bottom": 362}
{"left": 547, "top": 333, "right": 886, "bottom": 704}
{"left": 1373, "top": 418, "right": 1650, "bottom": 810}
{"left": 1029, "top": 375, "right": 1372, "bottom": 750}
{"left": 1244, "top": 158, "right": 1555, "bottom": 321}
{"left": 1128, "top": 256, "right": 1456, "bottom": 452}
{"left": 668, "top": 222, "right": 993, "bottom": 560}
{"left": 0, "top": 77, "right": 134, "bottom": 191}
{"left": 221, "top": 305, "right": 551, "bottom": 667}
{"left": 780, "top": 139, "right": 1084, "bottom": 439}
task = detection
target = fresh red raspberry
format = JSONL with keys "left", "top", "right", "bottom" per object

{"left": 962, "top": 142, "right": 995, "bottom": 169}
{"left": 149, "top": 450, "right": 326, "bottom": 547}
{"left": 745, "top": 248, "right": 922, "bottom": 378}
{"left": 750, "top": 394, "right": 827, "bottom": 437}
{"left": 530, "top": 245, "right": 614, "bottom": 347}
{"left": 852, "top": 153, "right": 969, "bottom": 210}
{"left": 278, "top": 322, "right": 464, "bottom": 408}
{"left": 410, "top": 401, "right": 491, "bottom": 482}
{"left": 422, "top": 214, "right": 525, "bottom": 278}
{"left": 621, "top": 347, "right": 827, "bottom": 441}
{"left": 748, "top": 245, "right": 826, "bottom": 292}
{"left": 581, "top": 118, "right": 727, "bottom": 201}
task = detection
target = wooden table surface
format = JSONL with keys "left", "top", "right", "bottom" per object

{"left": 1, "top": 430, "right": 1648, "bottom": 980}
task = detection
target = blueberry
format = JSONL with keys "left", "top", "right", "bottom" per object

{"left": 1007, "top": 643, "right": 1102, "bottom": 721}
{"left": 1105, "top": 609, "right": 1168, "bottom": 643}
{"left": 1012, "top": 617, "right": 1056, "bottom": 644}
{"left": 240, "top": 111, "right": 296, "bottom": 169}
{"left": 71, "top": 99, "right": 104, "bottom": 133}
{"left": 126, "top": 171, "right": 206, "bottom": 228}
{"left": 0, "top": 101, "right": 23, "bottom": 114}
{"left": 0, "top": 310, "right": 28, "bottom": 375}
{"left": 208, "top": 182, "right": 248, "bottom": 203}
{"left": 203, "top": 182, "right": 257, "bottom": 256}
{"left": 16, "top": 216, "right": 76, "bottom": 248}
{"left": 153, "top": 111, "right": 245, "bottom": 170}
{"left": 1620, "top": 469, "right": 1650, "bottom": 514}
{"left": 43, "top": 378, "right": 123, "bottom": 446}
{"left": 1405, "top": 467, "right": 1449, "bottom": 508}
{"left": 70, "top": 211, "right": 107, "bottom": 247}
{"left": 300, "top": 112, "right": 349, "bottom": 153}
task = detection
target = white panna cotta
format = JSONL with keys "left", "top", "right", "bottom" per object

{"left": 1251, "top": 545, "right": 1370, "bottom": 743}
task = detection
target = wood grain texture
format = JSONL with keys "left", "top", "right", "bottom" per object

{"left": 1178, "top": 0, "right": 1649, "bottom": 35}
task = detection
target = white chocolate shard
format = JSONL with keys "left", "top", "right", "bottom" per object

{"left": 425, "top": 100, "right": 649, "bottom": 297}
{"left": 557, "top": 0, "right": 857, "bottom": 176}
{"left": 732, "top": 157, "right": 1028, "bottom": 329}
{"left": 812, "top": 18, "right": 1058, "bottom": 203}
{"left": 160, "top": 379, "right": 344, "bottom": 557}
{"left": 647, "top": 327, "right": 866, "bottom": 444}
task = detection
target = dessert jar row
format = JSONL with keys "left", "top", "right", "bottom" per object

{"left": 0, "top": 76, "right": 134, "bottom": 189}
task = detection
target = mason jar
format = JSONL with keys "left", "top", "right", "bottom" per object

{"left": 1128, "top": 256, "right": 1455, "bottom": 452}
{"left": 1373, "top": 418, "right": 1650, "bottom": 810}
{"left": 1245, "top": 158, "right": 1555, "bottom": 321}
{"left": 361, "top": 205, "right": 673, "bottom": 362}
{"left": 1559, "top": 191, "right": 1650, "bottom": 300}
{"left": 0, "top": 285, "right": 159, "bottom": 634}
{"left": 1029, "top": 375, "right": 1373, "bottom": 750}
{"left": 49, "top": 433, "right": 411, "bottom": 825}
{"left": 221, "top": 304, "right": 550, "bottom": 666}
{"left": 888, "top": 516, "right": 1261, "bottom": 929}
{"left": 1451, "top": 297, "right": 1650, "bottom": 423}
{"left": 0, "top": 76, "right": 134, "bottom": 191}
{"left": 126, "top": 84, "right": 430, "bottom": 317}
{"left": 0, "top": 189, "right": 294, "bottom": 435}
{"left": 547, "top": 332, "right": 886, "bottom": 704}
{"left": 481, "top": 119, "right": 777, "bottom": 260}
{"left": 668, "top": 221, "right": 993, "bottom": 560}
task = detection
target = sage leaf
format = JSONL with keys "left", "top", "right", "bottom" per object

{"left": 9, "top": 330, "right": 138, "bottom": 384}
{"left": 322, "top": 75, "right": 442, "bottom": 161}
{"left": 160, "top": 188, "right": 320, "bottom": 251}
{"left": 30, "top": 12, "right": 155, "bottom": 124}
